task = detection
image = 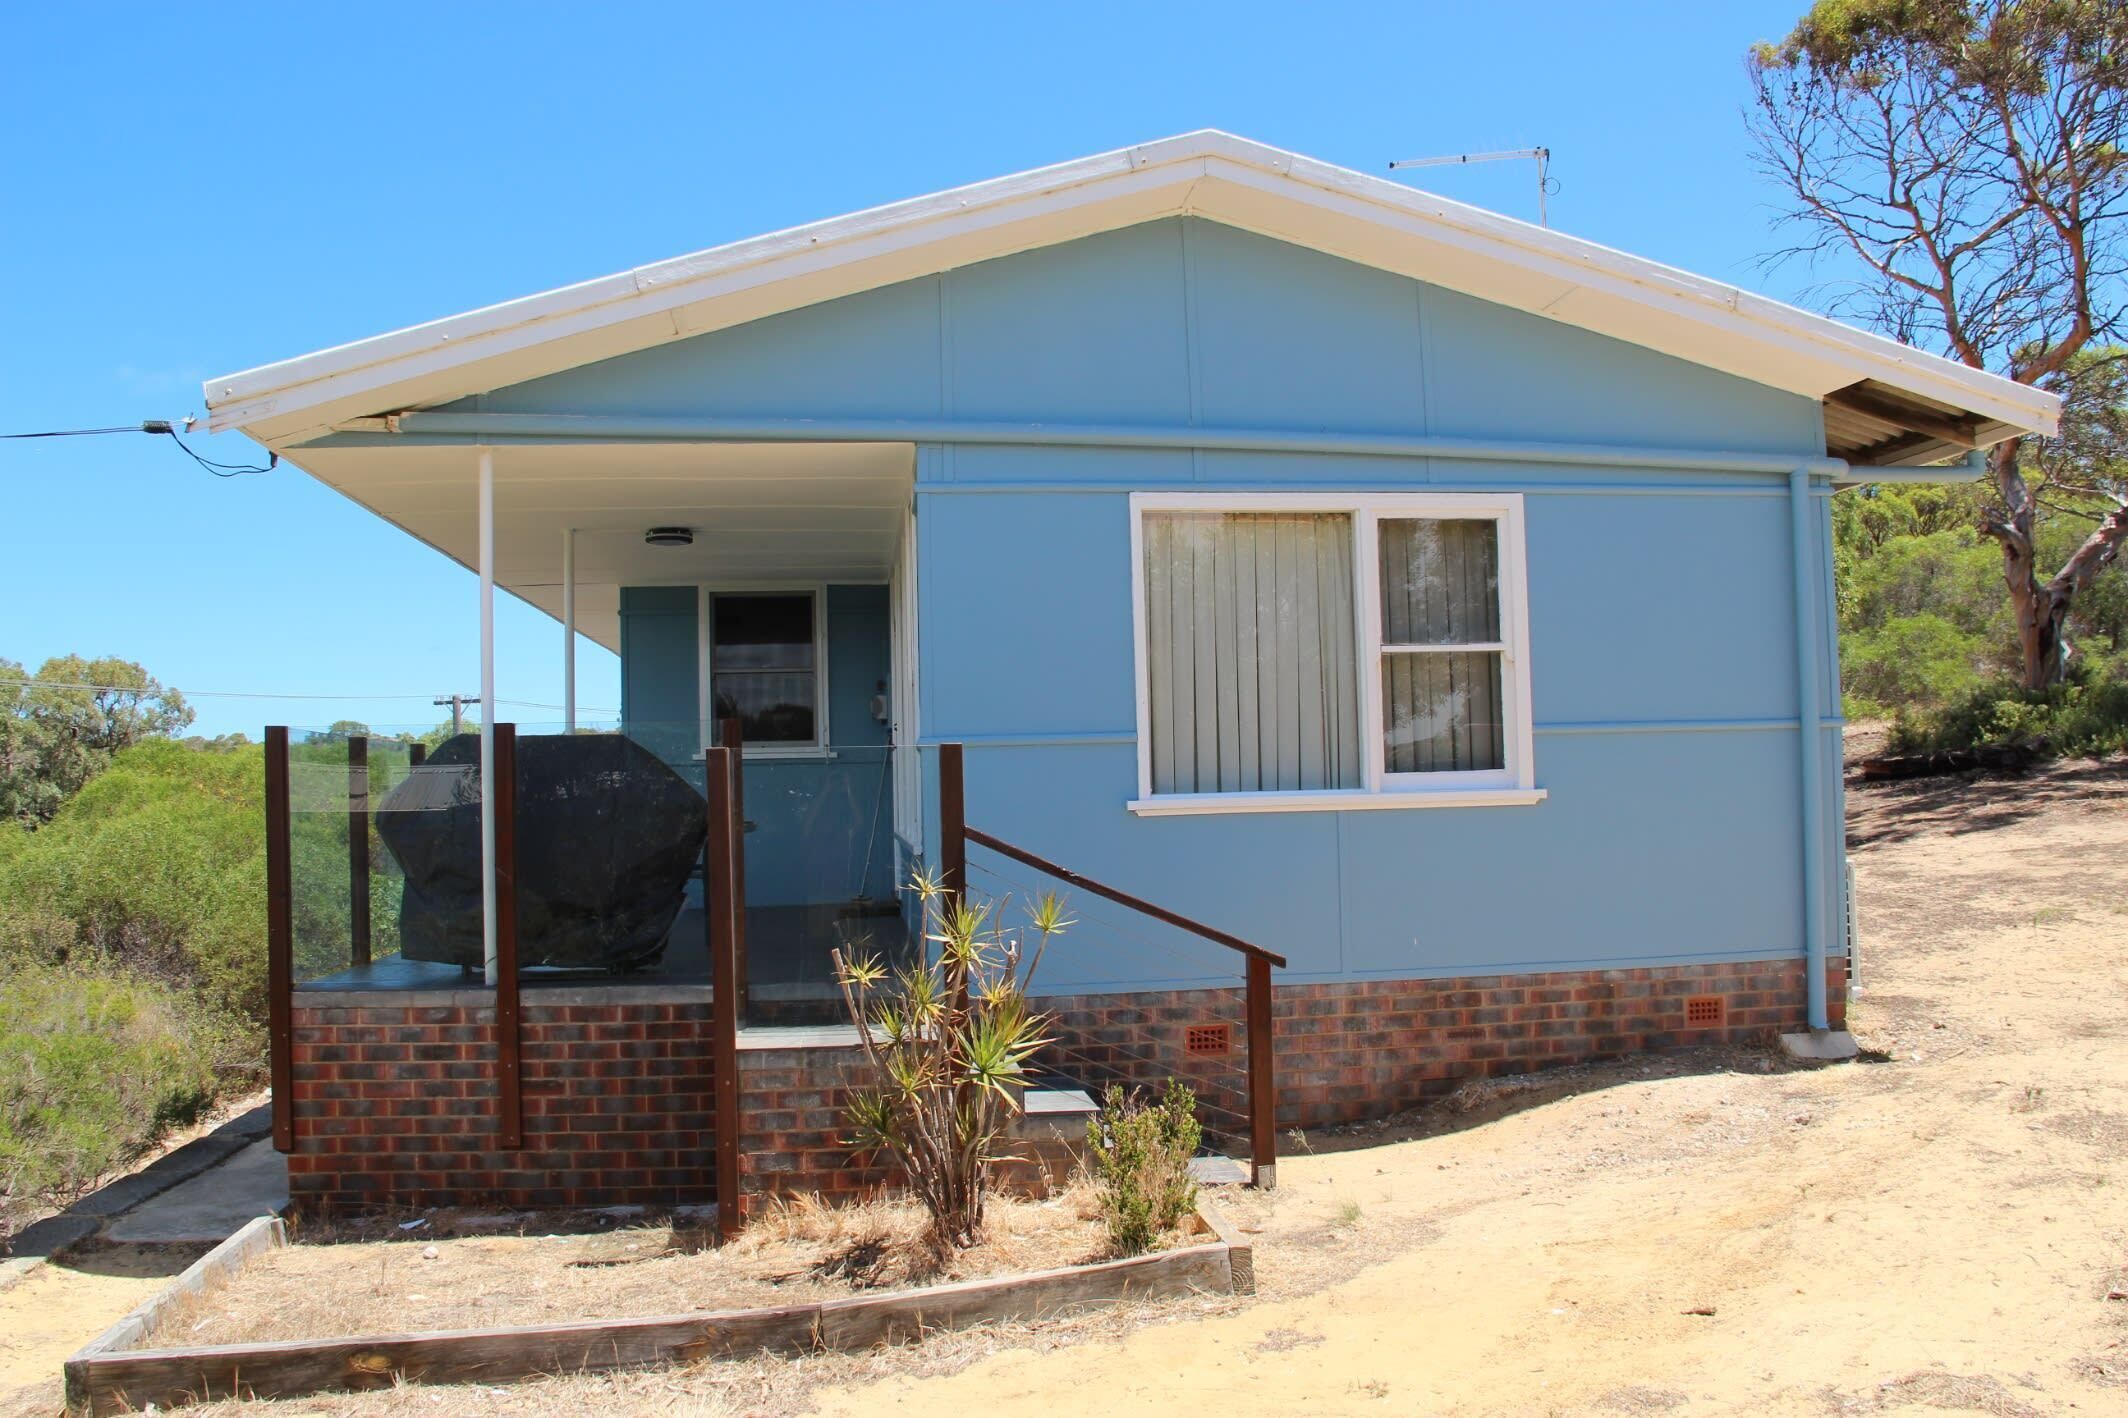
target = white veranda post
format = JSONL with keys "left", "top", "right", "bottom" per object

{"left": 562, "top": 527, "right": 576, "bottom": 733}
{"left": 478, "top": 449, "right": 497, "bottom": 986}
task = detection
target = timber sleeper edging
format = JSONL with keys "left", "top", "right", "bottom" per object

{"left": 63, "top": 1200, "right": 1253, "bottom": 1415}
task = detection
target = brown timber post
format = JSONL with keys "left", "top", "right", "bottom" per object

{"left": 493, "top": 723, "right": 523, "bottom": 1150}
{"left": 265, "top": 727, "right": 294, "bottom": 1153}
{"left": 938, "top": 742, "right": 966, "bottom": 910}
{"left": 706, "top": 745, "right": 742, "bottom": 1239}
{"left": 1246, "top": 953, "right": 1276, "bottom": 1190}
{"left": 720, "top": 716, "right": 749, "bottom": 1022}
{"left": 347, "top": 735, "right": 371, "bottom": 968}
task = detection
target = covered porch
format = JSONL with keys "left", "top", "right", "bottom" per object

{"left": 282, "top": 437, "right": 925, "bottom": 1012}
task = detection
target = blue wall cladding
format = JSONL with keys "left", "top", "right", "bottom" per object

{"left": 563, "top": 216, "right": 1834, "bottom": 991}
{"left": 440, "top": 217, "right": 1822, "bottom": 455}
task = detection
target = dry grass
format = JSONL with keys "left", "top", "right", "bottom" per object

{"left": 158, "top": 1179, "right": 1176, "bottom": 1349}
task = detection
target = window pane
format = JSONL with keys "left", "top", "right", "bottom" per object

{"left": 712, "top": 594, "right": 816, "bottom": 671}
{"left": 1143, "top": 511, "right": 1359, "bottom": 794}
{"left": 1382, "top": 650, "right": 1504, "bottom": 772}
{"left": 1379, "top": 518, "right": 1499, "bottom": 645}
{"left": 712, "top": 594, "right": 816, "bottom": 744}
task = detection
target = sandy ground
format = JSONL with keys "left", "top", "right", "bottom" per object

{"left": 6, "top": 756, "right": 2126, "bottom": 1415}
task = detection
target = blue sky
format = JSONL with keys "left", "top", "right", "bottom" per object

{"left": 1, "top": 1, "right": 1824, "bottom": 739}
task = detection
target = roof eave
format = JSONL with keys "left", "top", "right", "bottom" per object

{"left": 203, "top": 128, "right": 2060, "bottom": 445}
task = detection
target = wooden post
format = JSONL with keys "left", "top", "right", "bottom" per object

{"left": 347, "top": 735, "right": 371, "bottom": 968}
{"left": 720, "top": 716, "right": 749, "bottom": 1023}
{"left": 264, "top": 727, "right": 294, "bottom": 1154}
{"left": 938, "top": 742, "right": 966, "bottom": 910}
{"left": 493, "top": 723, "right": 523, "bottom": 1151}
{"left": 706, "top": 746, "right": 743, "bottom": 1239}
{"left": 1246, "top": 953, "right": 1276, "bottom": 1190}
{"left": 409, "top": 740, "right": 427, "bottom": 768}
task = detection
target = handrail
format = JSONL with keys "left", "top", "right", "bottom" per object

{"left": 963, "top": 826, "right": 1288, "bottom": 969}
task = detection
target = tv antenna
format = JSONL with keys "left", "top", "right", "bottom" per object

{"left": 1389, "top": 147, "right": 1555, "bottom": 226}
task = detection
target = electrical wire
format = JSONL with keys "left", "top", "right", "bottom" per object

{"left": 0, "top": 419, "right": 277, "bottom": 475}
{"left": 1, "top": 425, "right": 144, "bottom": 438}
{"left": 1, "top": 681, "right": 619, "bottom": 716}
{"left": 163, "top": 430, "right": 275, "bottom": 477}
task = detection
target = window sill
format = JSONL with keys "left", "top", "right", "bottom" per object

{"left": 1126, "top": 787, "right": 1548, "bottom": 816}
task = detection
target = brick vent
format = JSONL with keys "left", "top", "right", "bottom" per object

{"left": 1684, "top": 995, "right": 1726, "bottom": 1027}
{"left": 1184, "top": 1023, "right": 1232, "bottom": 1057}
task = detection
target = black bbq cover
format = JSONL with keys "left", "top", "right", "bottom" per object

{"left": 377, "top": 734, "right": 707, "bottom": 970}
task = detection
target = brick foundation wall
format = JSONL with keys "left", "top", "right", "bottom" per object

{"left": 1041, "top": 956, "right": 1846, "bottom": 1135}
{"left": 284, "top": 956, "right": 1844, "bottom": 1213}
{"left": 733, "top": 1044, "right": 893, "bottom": 1216}
{"left": 286, "top": 996, "right": 717, "bottom": 1212}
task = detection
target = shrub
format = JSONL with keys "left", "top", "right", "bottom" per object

{"left": 0, "top": 738, "right": 266, "bottom": 1021}
{"left": 1086, "top": 1078, "right": 1201, "bottom": 1256}
{"left": 833, "top": 873, "right": 1068, "bottom": 1250}
{"left": 0, "top": 959, "right": 240, "bottom": 1241}
{"left": 1889, "top": 668, "right": 2128, "bottom": 758}
{"left": 1842, "top": 612, "right": 1990, "bottom": 716}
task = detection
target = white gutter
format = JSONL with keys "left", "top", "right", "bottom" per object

{"left": 329, "top": 410, "right": 1855, "bottom": 477}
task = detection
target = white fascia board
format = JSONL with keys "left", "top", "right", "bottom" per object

{"left": 205, "top": 128, "right": 2058, "bottom": 442}
{"left": 206, "top": 141, "right": 1191, "bottom": 436}
{"left": 1201, "top": 149, "right": 2059, "bottom": 435}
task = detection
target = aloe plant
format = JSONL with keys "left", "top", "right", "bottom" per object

{"left": 832, "top": 870, "right": 1069, "bottom": 1249}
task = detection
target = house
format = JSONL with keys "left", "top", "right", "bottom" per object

{"left": 208, "top": 132, "right": 2055, "bottom": 1220}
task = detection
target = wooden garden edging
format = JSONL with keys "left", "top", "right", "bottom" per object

{"left": 63, "top": 1206, "right": 1252, "bottom": 1415}
{"left": 65, "top": 1214, "right": 286, "bottom": 1414}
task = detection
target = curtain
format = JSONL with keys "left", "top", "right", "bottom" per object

{"left": 1144, "top": 512, "right": 1359, "bottom": 794}
{"left": 1378, "top": 518, "right": 1504, "bottom": 772}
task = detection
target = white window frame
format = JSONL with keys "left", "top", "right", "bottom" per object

{"left": 1127, "top": 490, "right": 1544, "bottom": 816}
{"left": 696, "top": 584, "right": 832, "bottom": 760}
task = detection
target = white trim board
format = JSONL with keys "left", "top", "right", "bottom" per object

{"left": 205, "top": 130, "right": 2056, "bottom": 448}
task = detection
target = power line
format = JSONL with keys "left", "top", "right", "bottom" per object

{"left": 0, "top": 678, "right": 616, "bottom": 713}
{"left": 0, "top": 419, "right": 276, "bottom": 475}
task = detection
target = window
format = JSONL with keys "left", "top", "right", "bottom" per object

{"left": 1130, "top": 493, "right": 1540, "bottom": 814}
{"left": 709, "top": 592, "right": 821, "bottom": 748}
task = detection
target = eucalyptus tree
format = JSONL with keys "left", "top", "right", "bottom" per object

{"left": 1751, "top": 0, "right": 2128, "bottom": 688}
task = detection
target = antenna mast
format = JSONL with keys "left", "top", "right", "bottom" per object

{"left": 1389, "top": 147, "right": 1554, "bottom": 226}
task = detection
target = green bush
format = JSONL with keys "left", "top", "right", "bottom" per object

{"left": 1889, "top": 668, "right": 2128, "bottom": 758}
{"left": 1086, "top": 1078, "right": 1201, "bottom": 1256}
{"left": 0, "top": 960, "right": 238, "bottom": 1240}
{"left": 1842, "top": 612, "right": 1990, "bottom": 717}
{"left": 0, "top": 738, "right": 267, "bottom": 1020}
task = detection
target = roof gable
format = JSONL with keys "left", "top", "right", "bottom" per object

{"left": 205, "top": 130, "right": 2057, "bottom": 454}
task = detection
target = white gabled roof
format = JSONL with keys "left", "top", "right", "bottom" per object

{"left": 205, "top": 129, "right": 2057, "bottom": 451}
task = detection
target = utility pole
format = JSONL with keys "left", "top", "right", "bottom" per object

{"left": 433, "top": 693, "right": 481, "bottom": 737}
{"left": 1389, "top": 147, "right": 1554, "bottom": 226}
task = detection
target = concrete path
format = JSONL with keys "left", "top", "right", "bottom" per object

{"left": 1, "top": 1102, "right": 275, "bottom": 1289}
{"left": 104, "top": 1139, "right": 287, "bottom": 1245}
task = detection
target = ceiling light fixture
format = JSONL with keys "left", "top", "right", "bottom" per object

{"left": 644, "top": 526, "right": 694, "bottom": 547}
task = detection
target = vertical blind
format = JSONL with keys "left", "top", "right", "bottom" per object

{"left": 1143, "top": 512, "right": 1360, "bottom": 794}
{"left": 1378, "top": 518, "right": 1504, "bottom": 773}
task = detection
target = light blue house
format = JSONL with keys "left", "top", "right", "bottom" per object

{"left": 213, "top": 133, "right": 2052, "bottom": 1160}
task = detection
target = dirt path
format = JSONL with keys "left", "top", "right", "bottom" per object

{"left": 22, "top": 760, "right": 2128, "bottom": 1416}
{"left": 0, "top": 1243, "right": 207, "bottom": 1416}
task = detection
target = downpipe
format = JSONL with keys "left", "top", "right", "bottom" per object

{"left": 1790, "top": 465, "right": 1829, "bottom": 1031}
